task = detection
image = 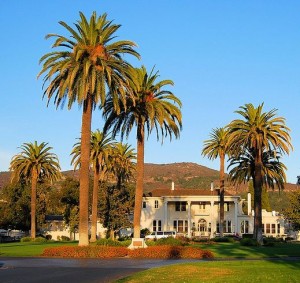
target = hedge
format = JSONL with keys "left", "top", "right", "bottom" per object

{"left": 42, "top": 245, "right": 214, "bottom": 259}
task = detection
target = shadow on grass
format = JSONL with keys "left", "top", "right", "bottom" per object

{"left": 198, "top": 241, "right": 300, "bottom": 266}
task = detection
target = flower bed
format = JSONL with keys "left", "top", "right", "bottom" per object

{"left": 42, "top": 246, "right": 128, "bottom": 258}
{"left": 42, "top": 245, "right": 214, "bottom": 259}
{"left": 129, "top": 245, "right": 214, "bottom": 259}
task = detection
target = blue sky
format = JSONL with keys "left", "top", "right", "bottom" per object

{"left": 0, "top": 1, "right": 299, "bottom": 183}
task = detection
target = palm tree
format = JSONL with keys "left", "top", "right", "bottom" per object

{"left": 71, "top": 130, "right": 115, "bottom": 242}
{"left": 38, "top": 12, "right": 140, "bottom": 246}
{"left": 227, "top": 103, "right": 292, "bottom": 243}
{"left": 9, "top": 141, "right": 61, "bottom": 238}
{"left": 202, "top": 127, "right": 229, "bottom": 237}
{"left": 103, "top": 66, "right": 182, "bottom": 238}
{"left": 111, "top": 142, "right": 136, "bottom": 188}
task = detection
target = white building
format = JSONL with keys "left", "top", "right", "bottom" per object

{"left": 141, "top": 186, "right": 286, "bottom": 238}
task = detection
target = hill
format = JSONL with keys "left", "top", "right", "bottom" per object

{"left": 1, "top": 162, "right": 297, "bottom": 194}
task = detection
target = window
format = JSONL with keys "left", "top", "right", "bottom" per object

{"left": 271, "top": 224, "right": 276, "bottom": 234}
{"left": 153, "top": 220, "right": 162, "bottom": 231}
{"left": 173, "top": 220, "right": 188, "bottom": 233}
{"left": 262, "top": 223, "right": 265, "bottom": 234}
{"left": 154, "top": 200, "right": 159, "bottom": 209}
{"left": 266, "top": 224, "right": 270, "bottom": 234}
{"left": 241, "top": 220, "right": 249, "bottom": 234}
{"left": 175, "top": 202, "right": 186, "bottom": 211}
{"left": 142, "top": 201, "right": 146, "bottom": 208}
{"left": 227, "top": 220, "right": 232, "bottom": 233}
{"left": 277, "top": 223, "right": 280, "bottom": 234}
{"left": 198, "top": 219, "right": 207, "bottom": 232}
{"left": 225, "top": 202, "right": 230, "bottom": 212}
{"left": 199, "top": 202, "right": 206, "bottom": 210}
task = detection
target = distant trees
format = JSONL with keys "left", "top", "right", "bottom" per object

{"left": 283, "top": 190, "right": 300, "bottom": 230}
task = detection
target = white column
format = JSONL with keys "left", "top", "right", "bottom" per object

{"left": 234, "top": 200, "right": 238, "bottom": 234}
{"left": 187, "top": 201, "right": 191, "bottom": 237}
{"left": 210, "top": 200, "right": 214, "bottom": 238}
{"left": 164, "top": 199, "right": 168, "bottom": 231}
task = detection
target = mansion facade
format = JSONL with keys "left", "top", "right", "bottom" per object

{"left": 140, "top": 185, "right": 286, "bottom": 238}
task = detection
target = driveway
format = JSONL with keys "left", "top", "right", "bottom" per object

{"left": 0, "top": 257, "right": 199, "bottom": 283}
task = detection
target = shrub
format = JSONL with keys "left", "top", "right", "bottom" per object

{"left": 42, "top": 246, "right": 128, "bottom": 258}
{"left": 240, "top": 238, "right": 259, "bottom": 246}
{"left": 45, "top": 235, "right": 52, "bottom": 240}
{"left": 61, "top": 236, "right": 70, "bottom": 241}
{"left": 34, "top": 237, "right": 47, "bottom": 243}
{"left": 96, "top": 238, "right": 123, "bottom": 246}
{"left": 129, "top": 245, "right": 214, "bottom": 259}
{"left": 147, "top": 237, "right": 186, "bottom": 247}
{"left": 20, "top": 237, "right": 32, "bottom": 242}
{"left": 213, "top": 237, "right": 235, "bottom": 243}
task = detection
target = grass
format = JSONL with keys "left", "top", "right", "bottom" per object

{"left": 116, "top": 260, "right": 300, "bottom": 283}
{"left": 0, "top": 241, "right": 77, "bottom": 257}
{"left": 195, "top": 241, "right": 300, "bottom": 258}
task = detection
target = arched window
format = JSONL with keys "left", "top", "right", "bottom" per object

{"left": 198, "top": 219, "right": 207, "bottom": 232}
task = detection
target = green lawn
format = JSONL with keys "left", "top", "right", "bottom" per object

{"left": 196, "top": 241, "right": 300, "bottom": 258}
{"left": 116, "top": 260, "right": 300, "bottom": 283}
{"left": 0, "top": 241, "right": 78, "bottom": 257}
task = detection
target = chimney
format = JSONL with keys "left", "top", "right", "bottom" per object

{"left": 210, "top": 181, "right": 214, "bottom": 191}
{"left": 171, "top": 181, "right": 175, "bottom": 191}
{"left": 247, "top": 192, "right": 251, "bottom": 215}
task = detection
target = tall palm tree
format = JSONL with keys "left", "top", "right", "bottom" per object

{"left": 38, "top": 12, "right": 140, "bottom": 246}
{"left": 202, "top": 127, "right": 229, "bottom": 237}
{"left": 71, "top": 130, "right": 115, "bottom": 242}
{"left": 9, "top": 141, "right": 61, "bottom": 238}
{"left": 103, "top": 66, "right": 182, "bottom": 238}
{"left": 227, "top": 103, "right": 292, "bottom": 243}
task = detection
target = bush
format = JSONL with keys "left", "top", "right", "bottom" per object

{"left": 146, "top": 237, "right": 186, "bottom": 247}
{"left": 213, "top": 237, "right": 235, "bottom": 243}
{"left": 20, "top": 237, "right": 32, "bottom": 242}
{"left": 96, "top": 238, "right": 123, "bottom": 246}
{"left": 34, "top": 237, "right": 47, "bottom": 243}
{"left": 61, "top": 236, "right": 70, "bottom": 241}
{"left": 42, "top": 246, "right": 128, "bottom": 258}
{"left": 240, "top": 238, "right": 259, "bottom": 246}
{"left": 129, "top": 245, "right": 214, "bottom": 259}
{"left": 45, "top": 235, "right": 52, "bottom": 240}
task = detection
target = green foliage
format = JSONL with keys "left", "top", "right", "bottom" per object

{"left": 20, "top": 237, "right": 32, "bottom": 242}
{"left": 248, "top": 180, "right": 272, "bottom": 211}
{"left": 146, "top": 237, "right": 187, "bottom": 246}
{"left": 283, "top": 190, "right": 300, "bottom": 230}
{"left": 0, "top": 182, "right": 31, "bottom": 230}
{"left": 96, "top": 238, "right": 124, "bottom": 246}
{"left": 34, "top": 237, "right": 47, "bottom": 243}
{"left": 212, "top": 237, "right": 235, "bottom": 243}
{"left": 98, "top": 183, "right": 134, "bottom": 236}
{"left": 240, "top": 238, "right": 259, "bottom": 246}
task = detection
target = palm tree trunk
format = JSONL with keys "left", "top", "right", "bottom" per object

{"left": 31, "top": 169, "right": 38, "bottom": 239}
{"left": 254, "top": 157, "right": 263, "bottom": 245}
{"left": 90, "top": 168, "right": 100, "bottom": 242}
{"left": 133, "top": 123, "right": 145, "bottom": 238}
{"left": 79, "top": 95, "right": 92, "bottom": 246}
{"left": 219, "top": 152, "right": 225, "bottom": 237}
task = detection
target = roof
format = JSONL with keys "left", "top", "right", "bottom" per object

{"left": 149, "top": 188, "right": 233, "bottom": 197}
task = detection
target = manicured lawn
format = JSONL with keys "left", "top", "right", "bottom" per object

{"left": 0, "top": 241, "right": 78, "bottom": 257}
{"left": 116, "top": 260, "right": 300, "bottom": 283}
{"left": 195, "top": 241, "right": 300, "bottom": 258}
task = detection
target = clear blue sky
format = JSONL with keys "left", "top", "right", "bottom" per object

{"left": 0, "top": 1, "right": 299, "bottom": 183}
